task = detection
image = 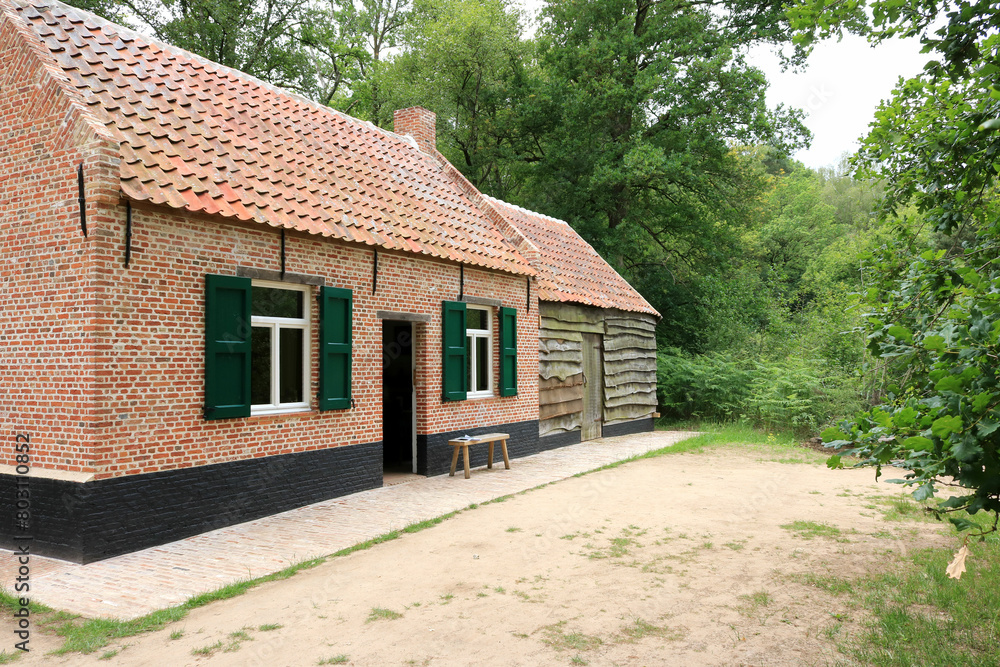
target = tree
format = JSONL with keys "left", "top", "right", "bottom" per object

{"left": 332, "top": 0, "right": 411, "bottom": 123}
{"left": 796, "top": 0, "right": 1000, "bottom": 538}
{"left": 509, "top": 0, "right": 809, "bottom": 349}
{"left": 370, "top": 0, "right": 532, "bottom": 195}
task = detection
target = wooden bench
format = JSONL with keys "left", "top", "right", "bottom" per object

{"left": 448, "top": 432, "right": 510, "bottom": 479}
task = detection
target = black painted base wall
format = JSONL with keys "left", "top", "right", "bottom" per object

{"left": 602, "top": 416, "right": 656, "bottom": 438}
{"left": 417, "top": 419, "right": 540, "bottom": 476}
{"left": 0, "top": 443, "right": 382, "bottom": 564}
{"left": 538, "top": 429, "right": 582, "bottom": 450}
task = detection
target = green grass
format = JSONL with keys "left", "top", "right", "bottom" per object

{"left": 737, "top": 590, "right": 776, "bottom": 625}
{"left": 780, "top": 520, "right": 844, "bottom": 540}
{"left": 867, "top": 493, "right": 936, "bottom": 523}
{"left": 787, "top": 508, "right": 1000, "bottom": 666}
{"left": 258, "top": 623, "right": 282, "bottom": 632}
{"left": 0, "top": 652, "right": 22, "bottom": 664}
{"left": 191, "top": 640, "right": 223, "bottom": 656}
{"left": 617, "top": 618, "right": 683, "bottom": 643}
{"left": 540, "top": 621, "right": 602, "bottom": 652}
{"left": 741, "top": 591, "right": 773, "bottom": 607}
{"left": 835, "top": 522, "right": 1000, "bottom": 666}
{"left": 791, "top": 572, "right": 856, "bottom": 595}
{"left": 318, "top": 656, "right": 349, "bottom": 665}
{"left": 366, "top": 607, "right": 403, "bottom": 623}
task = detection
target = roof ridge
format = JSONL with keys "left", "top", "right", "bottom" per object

{"left": 482, "top": 195, "right": 570, "bottom": 227}
{"left": 1, "top": 0, "right": 114, "bottom": 143}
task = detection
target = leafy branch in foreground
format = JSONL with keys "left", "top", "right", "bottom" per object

{"left": 822, "top": 232, "right": 1000, "bottom": 537}
{"left": 797, "top": 0, "right": 1000, "bottom": 543}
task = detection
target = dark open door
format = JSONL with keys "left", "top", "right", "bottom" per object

{"left": 581, "top": 333, "right": 603, "bottom": 441}
{"left": 382, "top": 321, "right": 415, "bottom": 473}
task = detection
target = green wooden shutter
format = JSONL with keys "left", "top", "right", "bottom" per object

{"left": 205, "top": 274, "right": 252, "bottom": 419}
{"left": 442, "top": 300, "right": 467, "bottom": 401}
{"left": 499, "top": 306, "right": 518, "bottom": 397}
{"left": 319, "top": 286, "right": 353, "bottom": 410}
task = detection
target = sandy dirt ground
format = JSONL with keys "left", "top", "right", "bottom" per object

{"left": 5, "top": 443, "right": 955, "bottom": 666}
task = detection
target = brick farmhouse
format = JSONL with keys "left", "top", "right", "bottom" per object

{"left": 0, "top": 0, "right": 659, "bottom": 563}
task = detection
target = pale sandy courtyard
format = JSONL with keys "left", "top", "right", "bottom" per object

{"left": 7, "top": 441, "right": 953, "bottom": 666}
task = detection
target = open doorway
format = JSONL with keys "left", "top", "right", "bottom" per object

{"left": 382, "top": 320, "right": 416, "bottom": 475}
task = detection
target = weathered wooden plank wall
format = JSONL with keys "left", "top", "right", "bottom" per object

{"left": 602, "top": 313, "right": 657, "bottom": 424}
{"left": 538, "top": 303, "right": 585, "bottom": 436}
{"left": 538, "top": 302, "right": 657, "bottom": 437}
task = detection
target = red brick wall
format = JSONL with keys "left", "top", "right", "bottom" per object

{"left": 83, "top": 204, "right": 538, "bottom": 479}
{"left": 0, "top": 15, "right": 118, "bottom": 472}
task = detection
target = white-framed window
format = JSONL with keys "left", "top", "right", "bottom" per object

{"left": 466, "top": 306, "right": 493, "bottom": 398}
{"left": 250, "top": 281, "right": 310, "bottom": 415}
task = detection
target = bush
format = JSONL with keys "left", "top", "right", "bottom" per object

{"left": 657, "top": 349, "right": 864, "bottom": 433}
{"left": 656, "top": 349, "right": 751, "bottom": 422}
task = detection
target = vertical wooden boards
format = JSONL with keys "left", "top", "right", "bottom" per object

{"left": 581, "top": 332, "right": 603, "bottom": 441}
{"left": 602, "top": 312, "right": 658, "bottom": 424}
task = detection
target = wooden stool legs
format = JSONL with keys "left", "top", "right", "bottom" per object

{"left": 447, "top": 433, "right": 510, "bottom": 479}
{"left": 449, "top": 444, "right": 471, "bottom": 479}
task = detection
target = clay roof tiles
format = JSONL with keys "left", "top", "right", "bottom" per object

{"left": 485, "top": 197, "right": 659, "bottom": 317}
{"left": 5, "top": 0, "right": 534, "bottom": 275}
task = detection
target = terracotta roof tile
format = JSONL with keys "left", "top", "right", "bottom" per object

{"left": 6, "top": 0, "right": 534, "bottom": 276}
{"left": 485, "top": 197, "right": 659, "bottom": 317}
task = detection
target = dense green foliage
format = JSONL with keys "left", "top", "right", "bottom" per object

{"left": 654, "top": 159, "right": 881, "bottom": 432}
{"left": 786, "top": 0, "right": 1000, "bottom": 531}
{"left": 370, "top": 0, "right": 532, "bottom": 193}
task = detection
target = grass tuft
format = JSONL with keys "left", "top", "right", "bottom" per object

{"left": 617, "top": 618, "right": 683, "bottom": 643}
{"left": 366, "top": 607, "right": 403, "bottom": 623}
{"left": 540, "top": 621, "right": 602, "bottom": 652}
{"left": 780, "top": 520, "right": 843, "bottom": 540}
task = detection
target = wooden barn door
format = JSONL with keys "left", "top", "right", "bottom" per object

{"left": 581, "top": 333, "right": 604, "bottom": 441}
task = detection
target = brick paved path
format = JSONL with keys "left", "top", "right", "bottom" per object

{"left": 0, "top": 431, "right": 695, "bottom": 620}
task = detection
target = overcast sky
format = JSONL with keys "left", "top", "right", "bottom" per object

{"left": 748, "top": 35, "right": 928, "bottom": 170}
{"left": 515, "top": 1, "right": 929, "bottom": 171}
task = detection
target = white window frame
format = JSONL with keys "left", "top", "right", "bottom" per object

{"left": 251, "top": 280, "right": 311, "bottom": 416}
{"left": 467, "top": 306, "right": 493, "bottom": 399}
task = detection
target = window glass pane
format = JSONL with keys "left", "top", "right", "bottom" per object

{"left": 279, "top": 328, "right": 304, "bottom": 403}
{"left": 476, "top": 336, "right": 489, "bottom": 392}
{"left": 251, "top": 327, "right": 272, "bottom": 405}
{"left": 252, "top": 286, "right": 303, "bottom": 318}
{"left": 466, "top": 308, "right": 485, "bottom": 331}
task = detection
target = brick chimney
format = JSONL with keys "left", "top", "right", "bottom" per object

{"left": 393, "top": 107, "right": 437, "bottom": 154}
